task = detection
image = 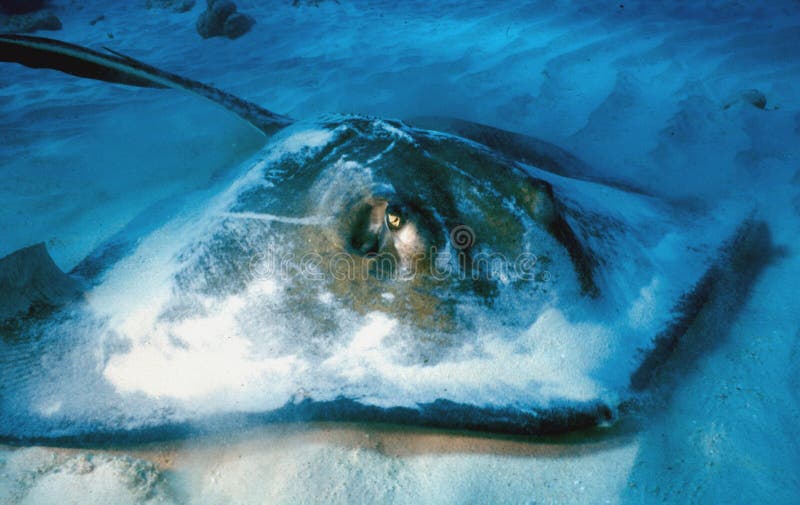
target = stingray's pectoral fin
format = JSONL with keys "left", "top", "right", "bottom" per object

{"left": 0, "top": 34, "right": 293, "bottom": 135}
{"left": 0, "top": 243, "right": 83, "bottom": 323}
{"left": 629, "top": 217, "right": 774, "bottom": 391}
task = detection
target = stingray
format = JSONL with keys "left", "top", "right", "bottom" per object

{"left": 0, "top": 35, "right": 759, "bottom": 440}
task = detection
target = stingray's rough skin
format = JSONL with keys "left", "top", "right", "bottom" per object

{"left": 167, "top": 116, "right": 580, "bottom": 362}
{"left": 0, "top": 35, "right": 755, "bottom": 440}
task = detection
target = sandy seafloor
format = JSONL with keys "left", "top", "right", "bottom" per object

{"left": 1, "top": 0, "right": 799, "bottom": 503}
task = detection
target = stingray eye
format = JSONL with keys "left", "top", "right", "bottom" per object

{"left": 385, "top": 205, "right": 404, "bottom": 231}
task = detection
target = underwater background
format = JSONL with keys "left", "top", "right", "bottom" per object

{"left": 1, "top": 0, "right": 799, "bottom": 503}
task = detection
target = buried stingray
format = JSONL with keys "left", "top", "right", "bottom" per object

{"left": 0, "top": 35, "right": 763, "bottom": 440}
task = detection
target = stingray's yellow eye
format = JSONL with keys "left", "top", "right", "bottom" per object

{"left": 386, "top": 212, "right": 402, "bottom": 230}
{"left": 385, "top": 204, "right": 405, "bottom": 230}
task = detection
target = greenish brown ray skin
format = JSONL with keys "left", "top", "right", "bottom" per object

{"left": 153, "top": 117, "right": 581, "bottom": 366}
{"left": 190, "top": 120, "right": 570, "bottom": 360}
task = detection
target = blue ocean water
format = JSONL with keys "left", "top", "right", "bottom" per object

{"left": 1, "top": 1, "right": 799, "bottom": 503}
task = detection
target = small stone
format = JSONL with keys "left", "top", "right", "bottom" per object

{"left": 223, "top": 12, "right": 254, "bottom": 39}
{"left": 723, "top": 89, "right": 768, "bottom": 111}
{"left": 195, "top": 9, "right": 219, "bottom": 38}
{"left": 196, "top": 0, "right": 253, "bottom": 40}
{"left": 741, "top": 89, "right": 767, "bottom": 110}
